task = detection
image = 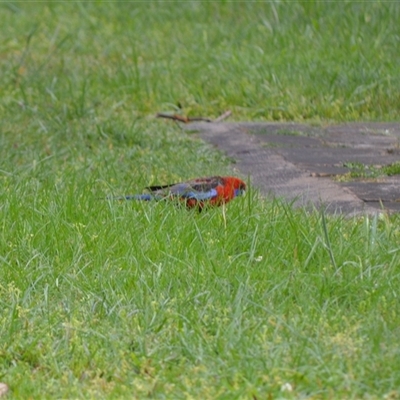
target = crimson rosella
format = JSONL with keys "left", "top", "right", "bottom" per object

{"left": 119, "top": 176, "right": 246, "bottom": 209}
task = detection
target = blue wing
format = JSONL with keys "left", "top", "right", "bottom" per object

{"left": 180, "top": 188, "right": 218, "bottom": 200}
{"left": 162, "top": 182, "right": 217, "bottom": 198}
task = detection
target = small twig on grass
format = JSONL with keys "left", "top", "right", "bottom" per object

{"left": 214, "top": 110, "right": 232, "bottom": 122}
{"left": 156, "top": 110, "right": 231, "bottom": 124}
{"left": 155, "top": 113, "right": 212, "bottom": 123}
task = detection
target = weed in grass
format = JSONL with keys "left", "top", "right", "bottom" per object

{"left": 382, "top": 162, "right": 400, "bottom": 176}
{"left": 336, "top": 161, "right": 400, "bottom": 181}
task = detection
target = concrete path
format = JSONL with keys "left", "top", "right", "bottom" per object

{"left": 185, "top": 122, "right": 400, "bottom": 215}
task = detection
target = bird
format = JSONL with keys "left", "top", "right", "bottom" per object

{"left": 117, "top": 176, "right": 246, "bottom": 209}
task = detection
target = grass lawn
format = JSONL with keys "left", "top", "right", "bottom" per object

{"left": 1, "top": 1, "right": 400, "bottom": 399}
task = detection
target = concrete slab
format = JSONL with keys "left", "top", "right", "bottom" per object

{"left": 185, "top": 122, "right": 400, "bottom": 215}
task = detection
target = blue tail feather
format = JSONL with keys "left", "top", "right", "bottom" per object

{"left": 120, "top": 194, "right": 154, "bottom": 201}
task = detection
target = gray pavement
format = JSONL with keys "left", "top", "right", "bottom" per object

{"left": 185, "top": 122, "right": 400, "bottom": 215}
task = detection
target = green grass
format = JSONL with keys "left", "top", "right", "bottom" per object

{"left": 1, "top": 1, "right": 399, "bottom": 122}
{"left": 2, "top": 183, "right": 400, "bottom": 398}
{"left": 1, "top": 1, "right": 400, "bottom": 399}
